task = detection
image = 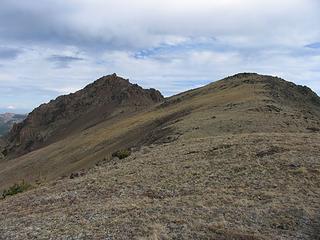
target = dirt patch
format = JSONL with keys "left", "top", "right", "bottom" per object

{"left": 206, "top": 144, "right": 234, "bottom": 155}
{"left": 256, "top": 146, "right": 288, "bottom": 158}
{"left": 209, "top": 227, "right": 267, "bottom": 240}
{"left": 306, "top": 127, "right": 320, "bottom": 132}
{"left": 248, "top": 104, "right": 282, "bottom": 113}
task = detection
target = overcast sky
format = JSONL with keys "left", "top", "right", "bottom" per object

{"left": 0, "top": 0, "right": 319, "bottom": 113}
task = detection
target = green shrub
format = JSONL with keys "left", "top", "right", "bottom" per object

{"left": 112, "top": 149, "right": 131, "bottom": 159}
{"left": 2, "top": 181, "right": 31, "bottom": 199}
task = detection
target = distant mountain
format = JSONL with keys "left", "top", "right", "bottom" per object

{"left": 0, "top": 113, "right": 26, "bottom": 137}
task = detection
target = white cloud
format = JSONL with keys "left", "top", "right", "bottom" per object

{"left": 7, "top": 105, "right": 16, "bottom": 110}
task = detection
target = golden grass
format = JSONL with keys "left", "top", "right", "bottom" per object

{"left": 1, "top": 133, "right": 319, "bottom": 239}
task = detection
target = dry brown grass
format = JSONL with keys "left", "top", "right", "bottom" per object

{"left": 0, "top": 132, "right": 319, "bottom": 239}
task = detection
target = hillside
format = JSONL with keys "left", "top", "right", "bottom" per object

{"left": 0, "top": 73, "right": 319, "bottom": 239}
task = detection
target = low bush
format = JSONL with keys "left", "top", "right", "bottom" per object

{"left": 2, "top": 181, "right": 31, "bottom": 199}
{"left": 112, "top": 149, "right": 131, "bottom": 159}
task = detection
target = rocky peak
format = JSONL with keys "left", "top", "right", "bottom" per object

{"left": 5, "top": 74, "right": 164, "bottom": 157}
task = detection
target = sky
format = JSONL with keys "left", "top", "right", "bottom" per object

{"left": 0, "top": 0, "right": 319, "bottom": 113}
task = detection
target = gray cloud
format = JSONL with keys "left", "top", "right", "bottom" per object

{"left": 0, "top": 1, "right": 77, "bottom": 42}
{"left": 47, "top": 55, "right": 84, "bottom": 68}
{"left": 0, "top": 0, "right": 319, "bottom": 51}
{"left": 0, "top": 0, "right": 152, "bottom": 51}
{"left": 306, "top": 42, "right": 320, "bottom": 49}
{"left": 0, "top": 47, "right": 22, "bottom": 59}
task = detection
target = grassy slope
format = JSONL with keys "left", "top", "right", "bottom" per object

{"left": 0, "top": 74, "right": 319, "bottom": 187}
{"left": 0, "top": 75, "right": 262, "bottom": 189}
{"left": 0, "top": 74, "right": 319, "bottom": 239}
{"left": 1, "top": 133, "right": 319, "bottom": 239}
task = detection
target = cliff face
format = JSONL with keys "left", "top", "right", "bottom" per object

{"left": 5, "top": 74, "right": 163, "bottom": 156}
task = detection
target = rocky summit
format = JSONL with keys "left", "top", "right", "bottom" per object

{"left": 5, "top": 73, "right": 163, "bottom": 157}
{"left": 0, "top": 73, "right": 319, "bottom": 240}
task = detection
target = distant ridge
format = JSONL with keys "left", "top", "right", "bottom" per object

{"left": 0, "top": 113, "right": 25, "bottom": 137}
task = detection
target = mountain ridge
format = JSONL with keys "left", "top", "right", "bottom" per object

{"left": 0, "top": 73, "right": 319, "bottom": 239}
{"left": 1, "top": 72, "right": 319, "bottom": 186}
